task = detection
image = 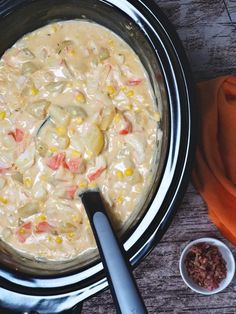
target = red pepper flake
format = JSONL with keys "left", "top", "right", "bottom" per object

{"left": 185, "top": 242, "right": 227, "bottom": 291}
{"left": 46, "top": 153, "right": 65, "bottom": 170}
{"left": 35, "top": 221, "right": 54, "bottom": 234}
{"left": 16, "top": 221, "right": 32, "bottom": 243}
{"left": 119, "top": 120, "right": 132, "bottom": 135}
{"left": 119, "top": 124, "right": 132, "bottom": 135}
{"left": 87, "top": 167, "right": 106, "bottom": 182}
{"left": 8, "top": 128, "right": 24, "bottom": 142}
{"left": 127, "top": 79, "right": 142, "bottom": 86}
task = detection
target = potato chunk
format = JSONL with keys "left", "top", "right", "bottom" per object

{"left": 18, "top": 202, "right": 39, "bottom": 218}
{"left": 84, "top": 125, "right": 104, "bottom": 157}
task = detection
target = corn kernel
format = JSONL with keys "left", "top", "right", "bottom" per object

{"left": 88, "top": 182, "right": 97, "bottom": 189}
{"left": 72, "top": 214, "right": 82, "bottom": 223}
{"left": 69, "top": 49, "right": 76, "bottom": 56}
{"left": 116, "top": 196, "right": 124, "bottom": 205}
{"left": 127, "top": 90, "right": 134, "bottom": 97}
{"left": 127, "top": 104, "right": 133, "bottom": 110}
{"left": 0, "top": 111, "right": 6, "bottom": 120}
{"left": 107, "top": 85, "right": 116, "bottom": 97}
{"left": 113, "top": 113, "right": 121, "bottom": 124}
{"left": 67, "top": 232, "right": 76, "bottom": 239}
{"left": 108, "top": 39, "right": 114, "bottom": 47}
{"left": 56, "top": 127, "right": 67, "bottom": 136}
{"left": 79, "top": 181, "right": 88, "bottom": 189}
{"left": 124, "top": 168, "right": 134, "bottom": 176}
{"left": 0, "top": 196, "right": 8, "bottom": 204}
{"left": 40, "top": 175, "right": 46, "bottom": 182}
{"left": 76, "top": 117, "right": 83, "bottom": 125}
{"left": 116, "top": 170, "right": 124, "bottom": 179}
{"left": 39, "top": 214, "right": 46, "bottom": 221}
{"left": 153, "top": 111, "right": 161, "bottom": 122}
{"left": 55, "top": 236, "right": 63, "bottom": 244}
{"left": 71, "top": 150, "right": 81, "bottom": 158}
{"left": 49, "top": 147, "right": 58, "bottom": 153}
{"left": 121, "top": 86, "right": 128, "bottom": 93}
{"left": 47, "top": 235, "right": 52, "bottom": 241}
{"left": 19, "top": 228, "right": 26, "bottom": 235}
{"left": 31, "top": 87, "right": 39, "bottom": 96}
{"left": 24, "top": 177, "right": 32, "bottom": 188}
{"left": 75, "top": 92, "right": 86, "bottom": 103}
{"left": 134, "top": 107, "right": 141, "bottom": 113}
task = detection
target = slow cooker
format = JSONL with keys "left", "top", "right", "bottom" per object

{"left": 0, "top": 0, "right": 195, "bottom": 312}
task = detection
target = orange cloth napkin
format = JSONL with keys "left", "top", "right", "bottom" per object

{"left": 192, "top": 76, "right": 236, "bottom": 245}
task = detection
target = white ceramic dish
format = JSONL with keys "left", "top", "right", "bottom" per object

{"left": 179, "top": 237, "right": 235, "bottom": 295}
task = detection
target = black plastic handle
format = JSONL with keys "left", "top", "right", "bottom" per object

{"left": 80, "top": 190, "right": 147, "bottom": 314}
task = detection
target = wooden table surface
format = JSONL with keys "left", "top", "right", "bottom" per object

{"left": 83, "top": 1, "right": 236, "bottom": 313}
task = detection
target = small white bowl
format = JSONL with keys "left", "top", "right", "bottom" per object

{"left": 179, "top": 237, "right": 235, "bottom": 295}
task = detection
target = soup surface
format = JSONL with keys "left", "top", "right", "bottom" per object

{"left": 0, "top": 21, "right": 161, "bottom": 261}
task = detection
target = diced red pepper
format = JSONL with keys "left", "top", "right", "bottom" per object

{"left": 22, "top": 222, "right": 32, "bottom": 230}
{"left": 35, "top": 221, "right": 54, "bottom": 234}
{"left": 119, "top": 122, "right": 132, "bottom": 135}
{"left": 0, "top": 167, "right": 10, "bottom": 174}
{"left": 66, "top": 185, "right": 77, "bottom": 199}
{"left": 46, "top": 153, "right": 65, "bottom": 170}
{"left": 127, "top": 79, "right": 142, "bottom": 86}
{"left": 8, "top": 128, "right": 24, "bottom": 142}
{"left": 17, "top": 233, "right": 28, "bottom": 243}
{"left": 16, "top": 221, "right": 32, "bottom": 243}
{"left": 87, "top": 167, "right": 106, "bottom": 182}
{"left": 64, "top": 158, "right": 82, "bottom": 174}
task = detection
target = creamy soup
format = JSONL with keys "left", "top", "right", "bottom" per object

{"left": 0, "top": 21, "right": 162, "bottom": 261}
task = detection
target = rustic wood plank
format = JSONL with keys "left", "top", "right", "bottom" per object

{"left": 158, "top": 0, "right": 236, "bottom": 80}
{"left": 83, "top": 185, "right": 236, "bottom": 313}
{"left": 83, "top": 1, "right": 236, "bottom": 313}
{"left": 225, "top": 0, "right": 236, "bottom": 22}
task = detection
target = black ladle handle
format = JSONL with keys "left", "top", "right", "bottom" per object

{"left": 80, "top": 191, "right": 147, "bottom": 314}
